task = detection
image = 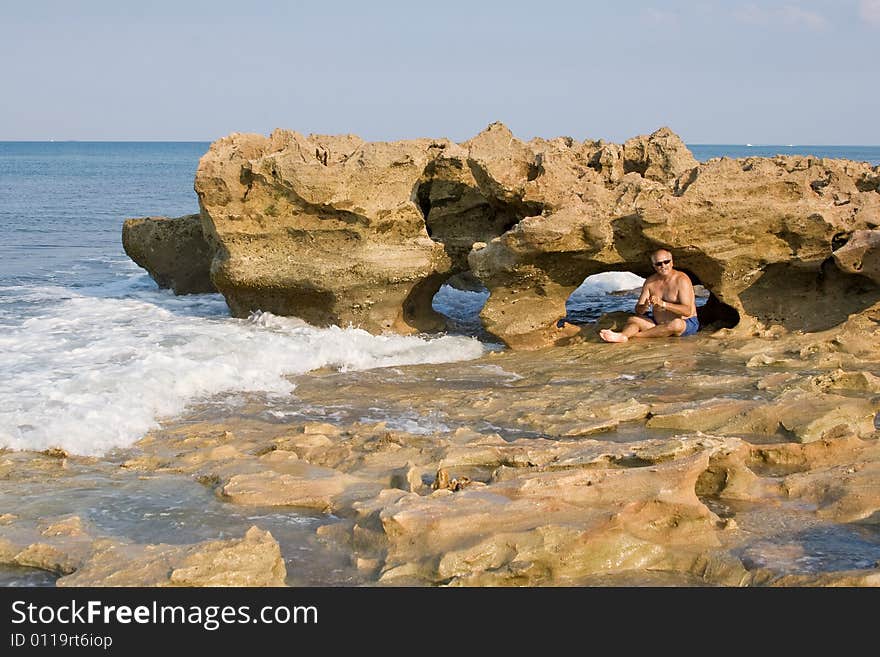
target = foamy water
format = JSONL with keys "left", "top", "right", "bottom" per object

{"left": 571, "top": 271, "right": 644, "bottom": 294}
{"left": 0, "top": 274, "right": 486, "bottom": 455}
{"left": 0, "top": 142, "right": 654, "bottom": 457}
{"left": 0, "top": 270, "right": 647, "bottom": 456}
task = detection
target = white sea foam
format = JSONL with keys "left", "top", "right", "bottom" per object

{"left": 0, "top": 275, "right": 486, "bottom": 456}
{"left": 357, "top": 409, "right": 451, "bottom": 435}
{"left": 574, "top": 271, "right": 645, "bottom": 294}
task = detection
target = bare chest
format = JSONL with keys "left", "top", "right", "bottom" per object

{"left": 648, "top": 278, "right": 682, "bottom": 302}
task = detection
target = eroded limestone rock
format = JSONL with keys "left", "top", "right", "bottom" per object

{"left": 833, "top": 229, "right": 880, "bottom": 284}
{"left": 0, "top": 514, "right": 99, "bottom": 575}
{"left": 374, "top": 450, "right": 727, "bottom": 585}
{"left": 194, "top": 130, "right": 451, "bottom": 333}
{"left": 122, "top": 214, "right": 216, "bottom": 294}
{"left": 220, "top": 466, "right": 370, "bottom": 512}
{"left": 57, "top": 526, "right": 286, "bottom": 587}
{"left": 125, "top": 123, "right": 880, "bottom": 349}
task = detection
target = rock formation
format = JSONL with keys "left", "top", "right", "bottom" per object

{"left": 56, "top": 526, "right": 286, "bottom": 587}
{"left": 0, "top": 512, "right": 286, "bottom": 587}
{"left": 833, "top": 228, "right": 880, "bottom": 285}
{"left": 122, "top": 214, "right": 216, "bottom": 294}
{"left": 193, "top": 131, "right": 451, "bottom": 333}
{"left": 123, "top": 124, "right": 880, "bottom": 348}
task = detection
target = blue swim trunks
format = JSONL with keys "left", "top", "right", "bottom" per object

{"left": 681, "top": 315, "right": 700, "bottom": 336}
{"left": 644, "top": 312, "right": 700, "bottom": 336}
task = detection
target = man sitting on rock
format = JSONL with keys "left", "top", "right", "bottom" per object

{"left": 599, "top": 249, "right": 699, "bottom": 343}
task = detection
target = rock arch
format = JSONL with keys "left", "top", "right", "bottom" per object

{"left": 123, "top": 124, "right": 880, "bottom": 349}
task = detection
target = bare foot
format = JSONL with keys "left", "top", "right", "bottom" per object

{"left": 599, "top": 329, "right": 628, "bottom": 343}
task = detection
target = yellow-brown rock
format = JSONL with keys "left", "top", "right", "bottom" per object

{"left": 122, "top": 124, "right": 880, "bottom": 349}
{"left": 122, "top": 214, "right": 216, "bottom": 294}
{"left": 220, "top": 466, "right": 369, "bottom": 512}
{"left": 57, "top": 526, "right": 286, "bottom": 587}
{"left": 375, "top": 450, "right": 726, "bottom": 585}
{"left": 833, "top": 228, "right": 880, "bottom": 284}
{"left": 194, "top": 130, "right": 451, "bottom": 333}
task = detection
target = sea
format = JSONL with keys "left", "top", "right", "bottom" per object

{"left": 1, "top": 142, "right": 878, "bottom": 456}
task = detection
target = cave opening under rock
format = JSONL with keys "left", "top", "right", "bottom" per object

{"left": 560, "top": 269, "right": 740, "bottom": 332}
{"left": 429, "top": 271, "right": 493, "bottom": 342}
{"left": 425, "top": 265, "right": 744, "bottom": 344}
{"left": 740, "top": 259, "right": 880, "bottom": 333}
{"left": 562, "top": 271, "right": 649, "bottom": 325}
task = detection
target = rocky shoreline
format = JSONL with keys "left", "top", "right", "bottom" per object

{"left": 3, "top": 125, "right": 878, "bottom": 587}
{"left": 2, "top": 318, "right": 879, "bottom": 586}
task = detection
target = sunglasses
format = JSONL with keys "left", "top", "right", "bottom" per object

{"left": 652, "top": 259, "right": 672, "bottom": 267}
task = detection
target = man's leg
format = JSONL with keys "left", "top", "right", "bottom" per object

{"left": 600, "top": 316, "right": 656, "bottom": 343}
{"left": 630, "top": 318, "right": 686, "bottom": 339}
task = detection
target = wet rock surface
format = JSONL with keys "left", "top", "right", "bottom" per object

{"left": 3, "top": 321, "right": 879, "bottom": 587}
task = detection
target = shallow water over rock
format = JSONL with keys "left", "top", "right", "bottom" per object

{"left": 3, "top": 318, "right": 880, "bottom": 586}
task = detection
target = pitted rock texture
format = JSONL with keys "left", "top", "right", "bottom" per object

{"left": 126, "top": 124, "right": 880, "bottom": 348}
{"left": 833, "top": 229, "right": 880, "bottom": 285}
{"left": 122, "top": 214, "right": 216, "bottom": 294}
{"left": 194, "top": 130, "right": 452, "bottom": 333}
{"left": 56, "top": 526, "right": 287, "bottom": 587}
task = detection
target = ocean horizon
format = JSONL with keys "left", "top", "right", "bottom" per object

{"left": 3, "top": 140, "right": 880, "bottom": 156}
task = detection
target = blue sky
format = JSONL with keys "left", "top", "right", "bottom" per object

{"left": 2, "top": 1, "right": 878, "bottom": 144}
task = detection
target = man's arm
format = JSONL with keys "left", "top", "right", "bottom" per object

{"left": 635, "top": 281, "right": 651, "bottom": 315}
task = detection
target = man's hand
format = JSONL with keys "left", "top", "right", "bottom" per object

{"left": 649, "top": 294, "right": 665, "bottom": 309}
